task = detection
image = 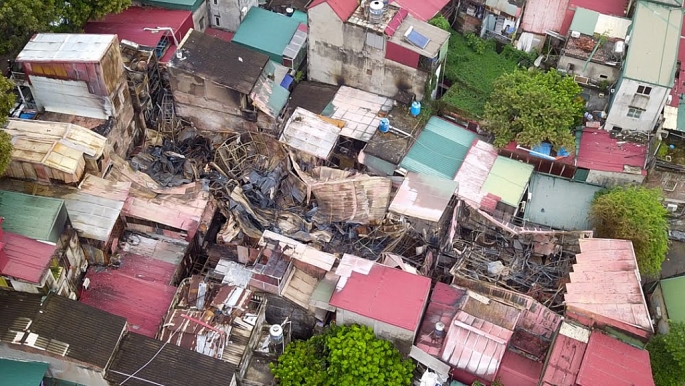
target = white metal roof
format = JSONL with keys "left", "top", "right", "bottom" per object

{"left": 16, "top": 34, "right": 116, "bottom": 62}
{"left": 328, "top": 86, "right": 394, "bottom": 142}
{"left": 280, "top": 107, "right": 341, "bottom": 159}
{"left": 389, "top": 172, "right": 458, "bottom": 222}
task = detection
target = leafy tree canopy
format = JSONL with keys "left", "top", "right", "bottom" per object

{"left": 428, "top": 15, "right": 450, "bottom": 31}
{"left": 590, "top": 186, "right": 669, "bottom": 277}
{"left": 0, "top": 77, "right": 15, "bottom": 176}
{"left": 55, "top": 0, "right": 131, "bottom": 32}
{"left": 270, "top": 324, "right": 414, "bottom": 386}
{"left": 647, "top": 322, "right": 685, "bottom": 386}
{"left": 483, "top": 69, "right": 584, "bottom": 150}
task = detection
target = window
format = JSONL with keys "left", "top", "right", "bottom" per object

{"left": 215, "top": 15, "right": 220, "bottom": 26}
{"left": 627, "top": 108, "right": 644, "bottom": 118}
{"left": 637, "top": 85, "right": 652, "bottom": 96}
{"left": 213, "top": 0, "right": 217, "bottom": 4}
{"left": 365, "top": 32, "right": 384, "bottom": 50}
{"left": 599, "top": 74, "right": 608, "bottom": 80}
{"left": 199, "top": 16, "right": 205, "bottom": 30}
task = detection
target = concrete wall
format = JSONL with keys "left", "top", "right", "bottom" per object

{"left": 606, "top": 78, "right": 670, "bottom": 132}
{"left": 558, "top": 56, "right": 621, "bottom": 83}
{"left": 192, "top": 2, "right": 209, "bottom": 32}
{"left": 336, "top": 309, "right": 414, "bottom": 355}
{"left": 585, "top": 169, "right": 645, "bottom": 187}
{"left": 263, "top": 293, "right": 317, "bottom": 340}
{"left": 0, "top": 344, "right": 109, "bottom": 386}
{"left": 307, "top": 3, "right": 429, "bottom": 100}
{"left": 208, "top": 0, "right": 257, "bottom": 32}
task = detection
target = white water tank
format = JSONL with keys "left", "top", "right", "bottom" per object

{"left": 269, "top": 324, "right": 284, "bottom": 344}
{"left": 614, "top": 40, "right": 625, "bottom": 54}
{"left": 369, "top": 1, "right": 385, "bottom": 24}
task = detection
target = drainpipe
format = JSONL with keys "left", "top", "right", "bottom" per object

{"left": 143, "top": 27, "right": 180, "bottom": 47}
{"left": 582, "top": 39, "right": 602, "bottom": 73}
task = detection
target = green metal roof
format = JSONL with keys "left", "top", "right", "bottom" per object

{"left": 0, "top": 190, "right": 67, "bottom": 243}
{"left": 400, "top": 117, "right": 477, "bottom": 179}
{"left": 0, "top": 359, "right": 48, "bottom": 386}
{"left": 232, "top": 7, "right": 301, "bottom": 63}
{"left": 292, "top": 10, "right": 308, "bottom": 24}
{"left": 661, "top": 276, "right": 685, "bottom": 323}
{"left": 482, "top": 156, "right": 534, "bottom": 207}
{"left": 524, "top": 173, "right": 602, "bottom": 230}
{"left": 138, "top": 0, "right": 204, "bottom": 11}
{"left": 569, "top": 8, "right": 599, "bottom": 36}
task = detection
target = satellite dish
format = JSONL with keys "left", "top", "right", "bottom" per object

{"left": 534, "top": 55, "right": 544, "bottom": 67}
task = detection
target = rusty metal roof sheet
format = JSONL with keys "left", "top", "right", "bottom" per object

{"left": 259, "top": 230, "right": 336, "bottom": 272}
{"left": 279, "top": 107, "right": 341, "bottom": 159}
{"left": 389, "top": 172, "right": 458, "bottom": 222}
{"left": 565, "top": 238, "right": 653, "bottom": 334}
{"left": 123, "top": 190, "right": 211, "bottom": 235}
{"left": 540, "top": 321, "right": 590, "bottom": 386}
{"left": 16, "top": 34, "right": 116, "bottom": 63}
{"left": 453, "top": 140, "right": 498, "bottom": 207}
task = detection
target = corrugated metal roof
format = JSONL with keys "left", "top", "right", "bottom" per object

{"left": 497, "top": 349, "right": 544, "bottom": 386}
{"left": 60, "top": 192, "right": 124, "bottom": 242}
{"left": 260, "top": 230, "right": 336, "bottom": 272}
{"left": 330, "top": 254, "right": 431, "bottom": 331}
{"left": 16, "top": 34, "right": 116, "bottom": 63}
{"left": 388, "top": 172, "right": 458, "bottom": 222}
{"left": 524, "top": 173, "right": 602, "bottom": 230}
{"left": 576, "top": 331, "right": 655, "bottom": 386}
{"left": 280, "top": 107, "right": 340, "bottom": 159}
{"left": 308, "top": 0, "right": 359, "bottom": 21}
{"left": 138, "top": 0, "right": 205, "bottom": 11}
{"left": 485, "top": 0, "right": 521, "bottom": 17}
{"left": 326, "top": 86, "right": 394, "bottom": 142}
{"left": 388, "top": 15, "right": 451, "bottom": 58}
{"left": 520, "top": 0, "right": 570, "bottom": 35}
{"left": 659, "top": 276, "right": 685, "bottom": 323}
{"left": 170, "top": 30, "right": 268, "bottom": 95}
{"left": 0, "top": 290, "right": 43, "bottom": 334}
{"left": 0, "top": 190, "right": 66, "bottom": 243}
{"left": 249, "top": 62, "right": 290, "bottom": 118}
{"left": 123, "top": 190, "right": 210, "bottom": 236}
{"left": 565, "top": 238, "right": 654, "bottom": 334}
{"left": 576, "top": 129, "right": 647, "bottom": 174}
{"left": 540, "top": 322, "right": 590, "bottom": 386}
{"left": 454, "top": 140, "right": 498, "bottom": 207}
{"left": 623, "top": 1, "right": 683, "bottom": 87}
{"left": 0, "top": 359, "right": 48, "bottom": 386}
{"left": 569, "top": 8, "right": 600, "bottom": 35}
{"left": 481, "top": 157, "right": 533, "bottom": 207}
{"left": 390, "top": 0, "right": 448, "bottom": 21}
{"left": 0, "top": 230, "right": 56, "bottom": 284}
{"left": 441, "top": 310, "right": 513, "bottom": 382}
{"left": 30, "top": 293, "right": 127, "bottom": 369}
{"left": 401, "top": 117, "right": 476, "bottom": 179}
{"left": 232, "top": 7, "right": 300, "bottom": 62}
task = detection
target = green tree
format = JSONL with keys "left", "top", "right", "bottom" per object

{"left": 270, "top": 325, "right": 414, "bottom": 386}
{"left": 429, "top": 15, "right": 450, "bottom": 31}
{"left": 483, "top": 69, "right": 584, "bottom": 150}
{"left": 0, "top": 0, "right": 57, "bottom": 54}
{"left": 590, "top": 186, "right": 669, "bottom": 277}
{"left": 647, "top": 322, "right": 685, "bottom": 386}
{"left": 0, "top": 77, "right": 15, "bottom": 176}
{"left": 55, "top": 0, "right": 131, "bottom": 32}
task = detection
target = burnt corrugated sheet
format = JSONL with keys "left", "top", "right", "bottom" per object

{"left": 107, "top": 333, "right": 237, "bottom": 386}
{"left": 0, "top": 291, "right": 42, "bottom": 333}
{"left": 287, "top": 81, "right": 339, "bottom": 114}
{"left": 29, "top": 293, "right": 126, "bottom": 368}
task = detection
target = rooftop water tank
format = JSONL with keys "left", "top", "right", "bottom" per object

{"left": 269, "top": 324, "right": 284, "bottom": 344}
{"left": 369, "top": 1, "right": 385, "bottom": 24}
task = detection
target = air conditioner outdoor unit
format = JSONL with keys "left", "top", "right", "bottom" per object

{"left": 571, "top": 30, "right": 581, "bottom": 38}
{"left": 667, "top": 203, "right": 678, "bottom": 212}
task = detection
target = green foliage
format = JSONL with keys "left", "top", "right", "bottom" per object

{"left": 428, "top": 15, "right": 450, "bottom": 31}
{"left": 0, "top": 0, "right": 56, "bottom": 54}
{"left": 55, "top": 0, "right": 131, "bottom": 32}
{"left": 483, "top": 69, "right": 584, "bottom": 150}
{"left": 657, "top": 142, "right": 669, "bottom": 159}
{"left": 0, "top": 77, "right": 15, "bottom": 176}
{"left": 590, "top": 186, "right": 669, "bottom": 277}
{"left": 464, "top": 33, "right": 487, "bottom": 54}
{"left": 270, "top": 325, "right": 414, "bottom": 386}
{"left": 648, "top": 322, "right": 685, "bottom": 386}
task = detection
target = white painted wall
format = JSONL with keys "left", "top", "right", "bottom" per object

{"left": 0, "top": 344, "right": 109, "bottom": 386}
{"left": 585, "top": 169, "right": 645, "bottom": 187}
{"left": 606, "top": 78, "right": 670, "bottom": 132}
{"left": 208, "top": 0, "right": 256, "bottom": 31}
{"left": 307, "top": 3, "right": 430, "bottom": 99}
{"left": 557, "top": 56, "right": 621, "bottom": 83}
{"left": 336, "top": 309, "right": 415, "bottom": 355}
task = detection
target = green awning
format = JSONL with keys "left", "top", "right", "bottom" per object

{"left": 0, "top": 359, "right": 48, "bottom": 386}
{"left": 661, "top": 276, "right": 685, "bottom": 323}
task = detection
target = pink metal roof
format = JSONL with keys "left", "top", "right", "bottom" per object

{"left": 565, "top": 238, "right": 653, "bottom": 335}
{"left": 308, "top": 0, "right": 358, "bottom": 21}
{"left": 454, "top": 140, "right": 498, "bottom": 208}
{"left": 560, "top": 0, "right": 629, "bottom": 35}
{"left": 576, "top": 331, "right": 655, "bottom": 386}
{"left": 204, "top": 28, "right": 234, "bottom": 42}
{"left": 540, "top": 324, "right": 589, "bottom": 386}
{"left": 415, "top": 282, "right": 468, "bottom": 356}
{"left": 79, "top": 252, "right": 177, "bottom": 338}
{"left": 521, "top": 0, "right": 570, "bottom": 34}
{"left": 497, "top": 349, "right": 543, "bottom": 386}
{"left": 123, "top": 192, "right": 210, "bottom": 240}
{"left": 329, "top": 262, "right": 431, "bottom": 331}
{"left": 576, "top": 129, "right": 647, "bottom": 175}
{"left": 390, "top": 0, "right": 449, "bottom": 22}
{"left": 440, "top": 310, "right": 513, "bottom": 382}
{"left": 0, "top": 231, "right": 55, "bottom": 284}
{"left": 385, "top": 8, "right": 409, "bottom": 36}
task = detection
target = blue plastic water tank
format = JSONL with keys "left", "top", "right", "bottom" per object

{"left": 378, "top": 118, "right": 390, "bottom": 133}
{"left": 410, "top": 101, "right": 421, "bottom": 117}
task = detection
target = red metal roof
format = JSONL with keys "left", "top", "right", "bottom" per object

{"left": 84, "top": 6, "right": 193, "bottom": 63}
{"left": 415, "top": 282, "right": 468, "bottom": 356}
{"left": 497, "top": 349, "right": 543, "bottom": 386}
{"left": 0, "top": 231, "right": 55, "bottom": 284}
{"left": 329, "top": 261, "right": 431, "bottom": 331}
{"left": 521, "top": 0, "right": 570, "bottom": 35}
{"left": 540, "top": 323, "right": 589, "bottom": 386}
{"left": 576, "top": 332, "right": 655, "bottom": 386}
{"left": 565, "top": 238, "right": 653, "bottom": 337}
{"left": 390, "top": 0, "right": 448, "bottom": 22}
{"left": 576, "top": 129, "right": 647, "bottom": 174}
{"left": 79, "top": 252, "right": 177, "bottom": 338}
{"left": 385, "top": 8, "right": 409, "bottom": 36}
{"left": 308, "top": 0, "right": 358, "bottom": 21}
{"left": 560, "top": 0, "right": 629, "bottom": 35}
{"left": 204, "top": 28, "right": 234, "bottom": 42}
